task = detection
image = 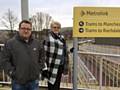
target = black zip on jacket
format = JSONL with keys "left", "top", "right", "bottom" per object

{"left": 0, "top": 33, "right": 45, "bottom": 84}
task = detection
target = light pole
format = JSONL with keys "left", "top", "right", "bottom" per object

{"left": 21, "top": 0, "right": 29, "bottom": 20}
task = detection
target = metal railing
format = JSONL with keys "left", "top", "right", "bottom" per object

{"left": 0, "top": 42, "right": 120, "bottom": 90}
{"left": 78, "top": 43, "right": 120, "bottom": 90}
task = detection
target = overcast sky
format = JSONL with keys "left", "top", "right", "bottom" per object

{"left": 0, "top": 0, "right": 120, "bottom": 29}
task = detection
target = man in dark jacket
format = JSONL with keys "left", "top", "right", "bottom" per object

{"left": 0, "top": 20, "right": 45, "bottom": 90}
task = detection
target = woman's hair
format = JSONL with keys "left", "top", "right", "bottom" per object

{"left": 50, "top": 21, "right": 61, "bottom": 29}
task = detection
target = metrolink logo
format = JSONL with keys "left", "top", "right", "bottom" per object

{"left": 80, "top": 10, "right": 108, "bottom": 17}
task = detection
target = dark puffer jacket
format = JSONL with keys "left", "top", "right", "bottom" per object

{"left": 0, "top": 33, "right": 45, "bottom": 84}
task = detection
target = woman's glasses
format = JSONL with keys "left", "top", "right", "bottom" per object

{"left": 52, "top": 26, "right": 60, "bottom": 29}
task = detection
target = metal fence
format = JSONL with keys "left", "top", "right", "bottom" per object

{"left": 0, "top": 42, "right": 120, "bottom": 90}
{"left": 78, "top": 42, "right": 120, "bottom": 90}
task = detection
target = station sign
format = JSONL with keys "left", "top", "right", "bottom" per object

{"left": 73, "top": 7, "right": 120, "bottom": 37}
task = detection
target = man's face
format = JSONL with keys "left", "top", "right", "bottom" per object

{"left": 19, "top": 23, "right": 32, "bottom": 40}
{"left": 51, "top": 24, "right": 60, "bottom": 34}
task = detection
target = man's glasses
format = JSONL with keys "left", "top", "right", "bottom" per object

{"left": 20, "top": 27, "right": 32, "bottom": 31}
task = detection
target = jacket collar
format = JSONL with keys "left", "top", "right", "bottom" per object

{"left": 15, "top": 32, "right": 33, "bottom": 43}
{"left": 50, "top": 31, "right": 61, "bottom": 40}
{"left": 50, "top": 31, "right": 65, "bottom": 44}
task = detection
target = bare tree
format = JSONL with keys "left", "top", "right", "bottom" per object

{"left": 1, "top": 9, "right": 18, "bottom": 32}
{"left": 30, "top": 12, "right": 53, "bottom": 31}
{"left": 44, "top": 13, "right": 52, "bottom": 29}
{"left": 30, "top": 12, "right": 53, "bottom": 39}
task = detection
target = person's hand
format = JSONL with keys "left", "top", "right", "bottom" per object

{"left": 41, "top": 69, "right": 49, "bottom": 79}
{"left": 70, "top": 47, "right": 74, "bottom": 53}
{"left": 9, "top": 70, "right": 15, "bottom": 79}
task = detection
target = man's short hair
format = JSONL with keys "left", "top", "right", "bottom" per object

{"left": 19, "top": 20, "right": 32, "bottom": 29}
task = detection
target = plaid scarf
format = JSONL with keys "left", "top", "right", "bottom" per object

{"left": 44, "top": 31, "right": 67, "bottom": 84}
